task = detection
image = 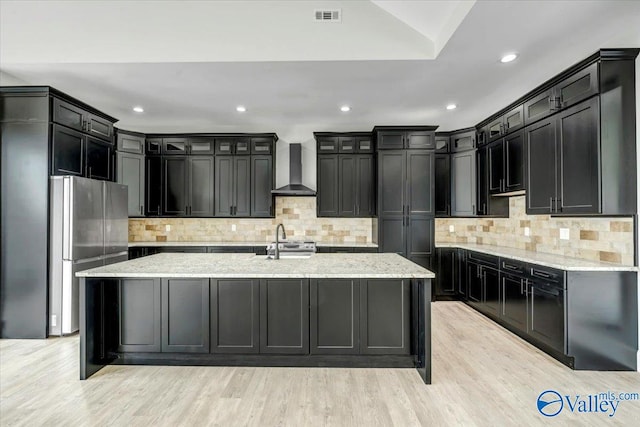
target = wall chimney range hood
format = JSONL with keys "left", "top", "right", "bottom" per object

{"left": 272, "top": 143, "right": 316, "bottom": 196}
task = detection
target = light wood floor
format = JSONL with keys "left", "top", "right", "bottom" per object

{"left": 1, "top": 302, "right": 638, "bottom": 426}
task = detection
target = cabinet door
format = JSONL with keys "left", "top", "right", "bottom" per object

{"left": 162, "top": 156, "right": 188, "bottom": 215}
{"left": 338, "top": 155, "right": 356, "bottom": 216}
{"left": 467, "top": 262, "right": 482, "bottom": 304}
{"left": 161, "top": 279, "right": 209, "bottom": 353}
{"left": 407, "top": 151, "right": 434, "bottom": 216}
{"left": 434, "top": 154, "right": 450, "bottom": 217}
{"left": 162, "top": 138, "right": 188, "bottom": 155}
{"left": 259, "top": 279, "right": 309, "bottom": 354}
{"left": 450, "top": 131, "right": 475, "bottom": 152}
{"left": 487, "top": 140, "right": 504, "bottom": 194}
{"left": 215, "top": 156, "right": 234, "bottom": 216}
{"left": 356, "top": 155, "right": 375, "bottom": 216}
{"left": 483, "top": 267, "right": 500, "bottom": 318}
{"left": 557, "top": 97, "right": 600, "bottom": 214}
{"left": 525, "top": 117, "right": 557, "bottom": 214}
{"left": 117, "top": 132, "right": 145, "bottom": 154}
{"left": 317, "top": 155, "right": 339, "bottom": 217}
{"left": 477, "top": 146, "right": 489, "bottom": 215}
{"left": 379, "top": 217, "right": 405, "bottom": 256}
{"left": 501, "top": 273, "right": 527, "bottom": 332}
{"left": 338, "top": 137, "right": 356, "bottom": 153}
{"left": 233, "top": 156, "right": 251, "bottom": 217}
{"left": 406, "top": 131, "right": 435, "bottom": 149}
{"left": 211, "top": 279, "right": 259, "bottom": 354}
{"left": 360, "top": 279, "right": 410, "bottom": 354}
{"left": 377, "top": 131, "right": 404, "bottom": 150}
{"left": 310, "top": 279, "right": 359, "bottom": 354}
{"left": 52, "top": 125, "right": 84, "bottom": 176}
{"left": 504, "top": 131, "right": 525, "bottom": 192}
{"left": 146, "top": 138, "right": 162, "bottom": 155}
{"left": 457, "top": 250, "right": 468, "bottom": 299}
{"left": 251, "top": 155, "right": 273, "bottom": 217}
{"left": 86, "top": 114, "right": 113, "bottom": 142}
{"left": 85, "top": 136, "right": 112, "bottom": 181}
{"left": 52, "top": 98, "right": 85, "bottom": 132}
{"left": 504, "top": 104, "right": 525, "bottom": 134}
{"left": 189, "top": 156, "right": 214, "bottom": 216}
{"left": 407, "top": 217, "right": 433, "bottom": 269}
{"left": 117, "top": 152, "right": 145, "bottom": 216}
{"left": 435, "top": 248, "right": 456, "bottom": 297}
{"left": 189, "top": 138, "right": 215, "bottom": 155}
{"left": 557, "top": 62, "right": 599, "bottom": 109}
{"left": 450, "top": 150, "right": 476, "bottom": 216}
{"left": 524, "top": 88, "right": 556, "bottom": 125}
{"left": 145, "top": 156, "right": 162, "bottom": 216}
{"left": 486, "top": 117, "right": 504, "bottom": 142}
{"left": 528, "top": 282, "right": 565, "bottom": 353}
{"left": 316, "top": 138, "right": 338, "bottom": 154}
{"left": 118, "top": 279, "right": 161, "bottom": 352}
{"left": 378, "top": 151, "right": 405, "bottom": 216}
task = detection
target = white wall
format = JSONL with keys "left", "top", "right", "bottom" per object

{"left": 0, "top": 70, "right": 27, "bottom": 85}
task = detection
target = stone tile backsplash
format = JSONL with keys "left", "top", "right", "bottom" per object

{"left": 435, "top": 196, "right": 635, "bottom": 265}
{"left": 129, "top": 197, "right": 376, "bottom": 245}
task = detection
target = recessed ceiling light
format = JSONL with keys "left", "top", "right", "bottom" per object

{"left": 500, "top": 53, "right": 518, "bottom": 63}
{"left": 446, "top": 104, "right": 457, "bottom": 110}
{"left": 236, "top": 105, "right": 247, "bottom": 112}
{"left": 132, "top": 106, "right": 144, "bottom": 113}
{"left": 340, "top": 105, "right": 351, "bottom": 112}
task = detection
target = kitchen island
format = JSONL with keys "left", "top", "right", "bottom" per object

{"left": 77, "top": 253, "right": 434, "bottom": 383}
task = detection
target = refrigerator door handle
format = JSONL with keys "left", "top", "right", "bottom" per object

{"left": 62, "top": 176, "right": 72, "bottom": 260}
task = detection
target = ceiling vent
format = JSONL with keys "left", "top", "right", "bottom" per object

{"left": 314, "top": 9, "right": 341, "bottom": 22}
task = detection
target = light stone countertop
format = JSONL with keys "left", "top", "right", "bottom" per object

{"left": 77, "top": 252, "right": 433, "bottom": 279}
{"left": 128, "top": 241, "right": 379, "bottom": 248}
{"left": 436, "top": 243, "right": 638, "bottom": 272}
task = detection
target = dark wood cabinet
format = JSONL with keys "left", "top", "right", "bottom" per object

{"left": 163, "top": 156, "right": 188, "bottom": 216}
{"left": 162, "top": 138, "right": 188, "bottom": 155}
{"left": 486, "top": 105, "right": 524, "bottom": 143}
{"left": 504, "top": 131, "right": 525, "bottom": 192}
{"left": 85, "top": 137, "right": 113, "bottom": 181}
{"left": 188, "top": 156, "right": 214, "bottom": 216}
{"left": 434, "top": 248, "right": 457, "bottom": 299}
{"left": 145, "top": 156, "right": 162, "bottom": 216}
{"left": 487, "top": 140, "right": 504, "bottom": 194}
{"left": 528, "top": 280, "right": 565, "bottom": 353}
{"left": 118, "top": 279, "right": 161, "bottom": 352}
{"left": 483, "top": 267, "right": 500, "bottom": 318}
{"left": 259, "top": 279, "right": 309, "bottom": 354}
{"left": 450, "top": 149, "right": 476, "bottom": 216}
{"left": 501, "top": 272, "right": 527, "bottom": 333}
{"left": 52, "top": 125, "right": 84, "bottom": 176}
{"left": 117, "top": 151, "right": 145, "bottom": 216}
{"left": 467, "top": 261, "right": 482, "bottom": 304}
{"left": 117, "top": 131, "right": 145, "bottom": 154}
{"left": 161, "top": 278, "right": 210, "bottom": 353}
{"left": 434, "top": 154, "right": 450, "bottom": 217}
{"left": 53, "top": 97, "right": 114, "bottom": 142}
{"left": 450, "top": 129, "right": 476, "bottom": 152}
{"left": 215, "top": 156, "right": 250, "bottom": 217}
{"left": 211, "top": 279, "right": 260, "bottom": 354}
{"left": 251, "top": 155, "right": 273, "bottom": 217}
{"left": 465, "top": 253, "right": 500, "bottom": 317}
{"left": 377, "top": 129, "right": 435, "bottom": 150}
{"left": 526, "top": 96, "right": 602, "bottom": 215}
{"left": 359, "top": 279, "right": 410, "bottom": 355}
{"left": 310, "top": 279, "right": 360, "bottom": 354}
{"left": 378, "top": 150, "right": 434, "bottom": 268}
{"left": 477, "top": 145, "right": 509, "bottom": 217}
{"left": 315, "top": 133, "right": 375, "bottom": 218}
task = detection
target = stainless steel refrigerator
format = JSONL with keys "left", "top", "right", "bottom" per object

{"left": 49, "top": 176, "right": 129, "bottom": 336}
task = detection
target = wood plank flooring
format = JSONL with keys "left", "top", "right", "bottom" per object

{"left": 1, "top": 302, "right": 638, "bottom": 426}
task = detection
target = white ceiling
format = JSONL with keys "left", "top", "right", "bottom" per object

{"left": 1, "top": 0, "right": 639, "bottom": 144}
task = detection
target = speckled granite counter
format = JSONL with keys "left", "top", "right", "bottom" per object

{"left": 78, "top": 252, "right": 433, "bottom": 279}
{"left": 436, "top": 243, "right": 637, "bottom": 272}
{"left": 128, "top": 241, "right": 379, "bottom": 248}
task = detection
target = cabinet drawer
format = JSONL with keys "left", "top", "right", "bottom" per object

{"left": 529, "top": 265, "right": 564, "bottom": 285}
{"left": 317, "top": 138, "right": 338, "bottom": 153}
{"left": 467, "top": 251, "right": 499, "bottom": 268}
{"left": 500, "top": 258, "right": 527, "bottom": 275}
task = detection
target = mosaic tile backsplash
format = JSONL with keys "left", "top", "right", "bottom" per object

{"left": 435, "top": 196, "right": 635, "bottom": 265}
{"left": 129, "top": 197, "right": 376, "bottom": 245}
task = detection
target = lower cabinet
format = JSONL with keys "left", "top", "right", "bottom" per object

{"left": 259, "top": 279, "right": 310, "bottom": 354}
{"left": 501, "top": 272, "right": 528, "bottom": 332}
{"left": 210, "top": 279, "right": 259, "bottom": 353}
{"left": 310, "top": 279, "right": 360, "bottom": 354}
{"left": 528, "top": 280, "right": 565, "bottom": 353}
{"left": 117, "top": 278, "right": 161, "bottom": 352}
{"left": 465, "top": 255, "right": 500, "bottom": 318}
{"left": 161, "top": 279, "right": 210, "bottom": 353}
{"left": 360, "top": 279, "right": 410, "bottom": 355}
{"left": 434, "top": 248, "right": 457, "bottom": 300}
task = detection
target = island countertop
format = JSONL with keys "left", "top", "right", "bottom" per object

{"left": 77, "top": 252, "right": 434, "bottom": 279}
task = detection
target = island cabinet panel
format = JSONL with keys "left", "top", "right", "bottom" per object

{"left": 259, "top": 279, "right": 310, "bottom": 354}
{"left": 118, "top": 279, "right": 161, "bottom": 352}
{"left": 161, "top": 279, "right": 210, "bottom": 353}
{"left": 359, "top": 279, "right": 410, "bottom": 355}
{"left": 310, "top": 279, "right": 360, "bottom": 354}
{"left": 210, "top": 279, "right": 260, "bottom": 354}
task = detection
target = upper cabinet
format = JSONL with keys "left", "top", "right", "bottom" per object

{"left": 485, "top": 105, "right": 524, "bottom": 144}
{"left": 52, "top": 97, "right": 114, "bottom": 142}
{"left": 374, "top": 126, "right": 437, "bottom": 150}
{"left": 315, "top": 133, "right": 375, "bottom": 218}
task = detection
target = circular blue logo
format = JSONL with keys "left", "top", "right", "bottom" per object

{"left": 537, "top": 390, "right": 563, "bottom": 417}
